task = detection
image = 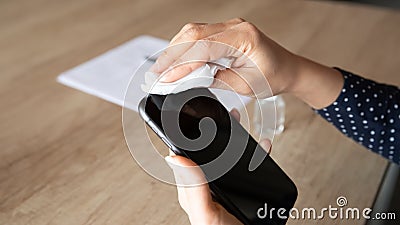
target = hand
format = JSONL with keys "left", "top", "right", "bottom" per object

{"left": 150, "top": 18, "right": 300, "bottom": 97}
{"left": 165, "top": 109, "right": 272, "bottom": 225}
{"left": 150, "top": 18, "right": 344, "bottom": 109}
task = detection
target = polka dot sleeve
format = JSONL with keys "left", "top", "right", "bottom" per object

{"left": 316, "top": 68, "right": 399, "bottom": 164}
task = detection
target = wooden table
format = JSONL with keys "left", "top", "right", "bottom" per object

{"left": 1, "top": 0, "right": 399, "bottom": 224}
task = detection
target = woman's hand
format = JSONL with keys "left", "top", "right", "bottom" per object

{"left": 165, "top": 109, "right": 272, "bottom": 225}
{"left": 150, "top": 18, "right": 344, "bottom": 109}
{"left": 150, "top": 18, "right": 300, "bottom": 97}
{"left": 165, "top": 154, "right": 243, "bottom": 225}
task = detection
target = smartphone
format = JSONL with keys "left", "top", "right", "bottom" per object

{"left": 138, "top": 88, "right": 297, "bottom": 225}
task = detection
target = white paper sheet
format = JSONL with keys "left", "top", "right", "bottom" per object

{"left": 57, "top": 35, "right": 250, "bottom": 111}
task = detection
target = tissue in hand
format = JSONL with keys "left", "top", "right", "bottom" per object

{"left": 141, "top": 58, "right": 234, "bottom": 95}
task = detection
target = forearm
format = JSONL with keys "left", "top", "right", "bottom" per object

{"left": 282, "top": 55, "right": 399, "bottom": 163}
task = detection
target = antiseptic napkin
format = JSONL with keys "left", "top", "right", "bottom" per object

{"left": 141, "top": 58, "right": 234, "bottom": 95}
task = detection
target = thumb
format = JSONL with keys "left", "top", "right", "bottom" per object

{"left": 259, "top": 138, "right": 272, "bottom": 154}
{"left": 165, "top": 155, "right": 215, "bottom": 214}
{"left": 165, "top": 155, "right": 208, "bottom": 185}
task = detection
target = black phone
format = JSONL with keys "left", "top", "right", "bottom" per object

{"left": 138, "top": 88, "right": 297, "bottom": 225}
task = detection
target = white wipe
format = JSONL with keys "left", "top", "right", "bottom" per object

{"left": 141, "top": 58, "right": 234, "bottom": 95}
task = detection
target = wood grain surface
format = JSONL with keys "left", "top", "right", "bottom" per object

{"left": 1, "top": 0, "right": 399, "bottom": 224}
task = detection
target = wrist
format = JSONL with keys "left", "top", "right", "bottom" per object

{"left": 287, "top": 55, "right": 344, "bottom": 109}
{"left": 271, "top": 52, "right": 302, "bottom": 96}
{"left": 279, "top": 53, "right": 303, "bottom": 95}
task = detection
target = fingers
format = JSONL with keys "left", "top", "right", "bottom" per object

{"left": 150, "top": 19, "right": 243, "bottom": 74}
{"left": 149, "top": 42, "right": 192, "bottom": 73}
{"left": 166, "top": 155, "right": 206, "bottom": 184}
{"left": 168, "top": 149, "right": 176, "bottom": 157}
{"left": 158, "top": 21, "right": 259, "bottom": 84}
{"left": 171, "top": 18, "right": 244, "bottom": 46}
{"left": 229, "top": 109, "right": 273, "bottom": 154}
{"left": 149, "top": 18, "right": 246, "bottom": 80}
{"left": 211, "top": 68, "right": 254, "bottom": 96}
{"left": 157, "top": 41, "right": 210, "bottom": 82}
{"left": 202, "top": 21, "right": 259, "bottom": 54}
{"left": 229, "top": 108, "right": 241, "bottom": 122}
{"left": 159, "top": 50, "right": 207, "bottom": 82}
{"left": 169, "top": 22, "right": 207, "bottom": 44}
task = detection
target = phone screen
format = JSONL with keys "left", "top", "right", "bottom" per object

{"left": 141, "top": 88, "right": 297, "bottom": 225}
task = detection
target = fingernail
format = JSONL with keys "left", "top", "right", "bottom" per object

{"left": 165, "top": 156, "right": 174, "bottom": 168}
{"left": 267, "top": 146, "right": 272, "bottom": 155}
{"left": 260, "top": 140, "right": 272, "bottom": 153}
{"left": 159, "top": 72, "right": 171, "bottom": 82}
{"left": 149, "top": 60, "right": 160, "bottom": 73}
{"left": 169, "top": 150, "right": 176, "bottom": 156}
{"left": 148, "top": 64, "right": 156, "bottom": 73}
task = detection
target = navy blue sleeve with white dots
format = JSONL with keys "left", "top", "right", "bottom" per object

{"left": 316, "top": 68, "right": 399, "bottom": 164}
